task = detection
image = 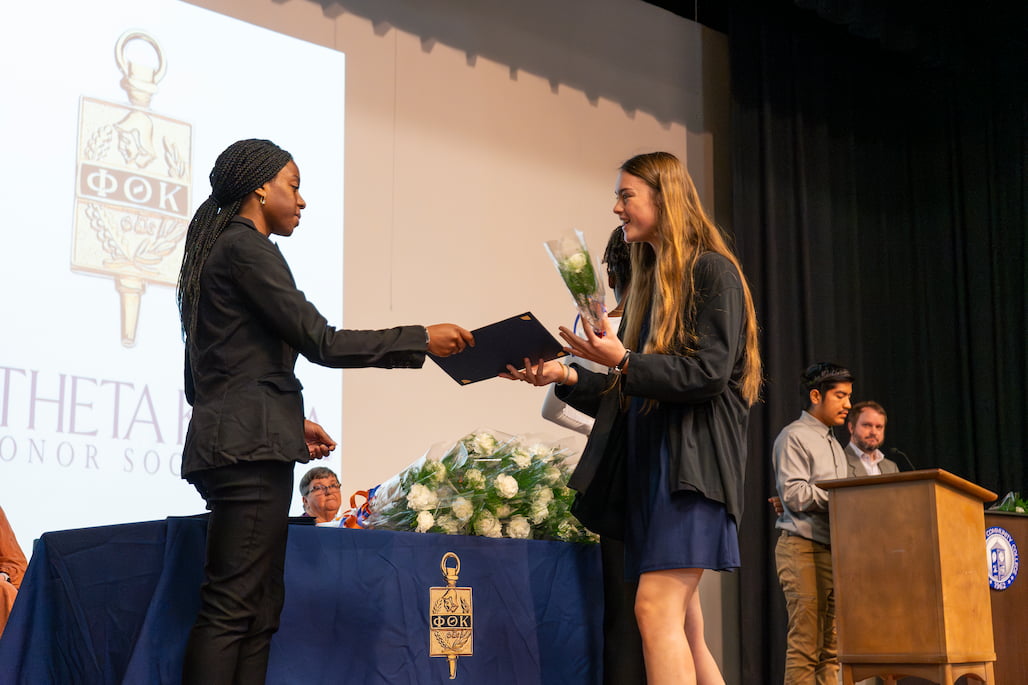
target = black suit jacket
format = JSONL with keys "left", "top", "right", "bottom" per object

{"left": 182, "top": 218, "right": 427, "bottom": 476}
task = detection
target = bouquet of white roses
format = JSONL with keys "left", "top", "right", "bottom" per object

{"left": 343, "top": 430, "right": 598, "bottom": 544}
{"left": 544, "top": 230, "right": 607, "bottom": 335}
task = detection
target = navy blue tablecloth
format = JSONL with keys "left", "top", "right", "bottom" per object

{"left": 0, "top": 518, "right": 602, "bottom": 684}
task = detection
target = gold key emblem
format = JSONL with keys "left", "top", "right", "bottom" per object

{"left": 429, "top": 552, "right": 473, "bottom": 679}
{"left": 73, "top": 30, "right": 191, "bottom": 347}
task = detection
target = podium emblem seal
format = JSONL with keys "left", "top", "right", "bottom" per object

{"left": 430, "top": 551, "right": 473, "bottom": 679}
{"left": 985, "top": 526, "right": 1019, "bottom": 590}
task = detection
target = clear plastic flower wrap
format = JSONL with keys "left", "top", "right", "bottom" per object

{"left": 341, "top": 430, "right": 598, "bottom": 544}
{"left": 544, "top": 230, "right": 607, "bottom": 335}
{"left": 989, "top": 491, "right": 1027, "bottom": 513}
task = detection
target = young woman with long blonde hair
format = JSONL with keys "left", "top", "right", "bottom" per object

{"left": 504, "top": 151, "right": 760, "bottom": 685}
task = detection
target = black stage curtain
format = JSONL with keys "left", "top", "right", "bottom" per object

{"left": 723, "top": 2, "right": 1027, "bottom": 681}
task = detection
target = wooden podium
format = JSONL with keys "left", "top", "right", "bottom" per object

{"left": 819, "top": 469, "right": 997, "bottom": 685}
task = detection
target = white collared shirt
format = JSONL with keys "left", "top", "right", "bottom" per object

{"left": 849, "top": 442, "right": 884, "bottom": 475}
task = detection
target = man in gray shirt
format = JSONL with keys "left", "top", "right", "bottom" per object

{"left": 773, "top": 362, "right": 854, "bottom": 685}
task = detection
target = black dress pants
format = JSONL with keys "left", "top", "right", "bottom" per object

{"left": 181, "top": 460, "right": 294, "bottom": 685}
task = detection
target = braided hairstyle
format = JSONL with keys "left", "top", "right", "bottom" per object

{"left": 176, "top": 139, "right": 293, "bottom": 343}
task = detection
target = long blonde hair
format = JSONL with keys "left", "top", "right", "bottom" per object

{"left": 619, "top": 152, "right": 762, "bottom": 405}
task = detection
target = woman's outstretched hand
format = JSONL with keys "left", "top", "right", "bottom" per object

{"left": 426, "top": 324, "right": 475, "bottom": 357}
{"left": 558, "top": 315, "right": 625, "bottom": 367}
{"left": 499, "top": 358, "right": 572, "bottom": 386}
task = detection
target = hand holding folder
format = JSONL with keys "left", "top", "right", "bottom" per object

{"left": 429, "top": 312, "right": 566, "bottom": 385}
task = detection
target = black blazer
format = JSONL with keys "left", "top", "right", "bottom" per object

{"left": 558, "top": 252, "right": 750, "bottom": 535}
{"left": 182, "top": 218, "right": 427, "bottom": 476}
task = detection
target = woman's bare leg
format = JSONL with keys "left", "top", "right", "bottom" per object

{"left": 635, "top": 568, "right": 703, "bottom": 685}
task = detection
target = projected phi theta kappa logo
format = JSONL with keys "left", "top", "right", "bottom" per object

{"left": 429, "top": 552, "right": 473, "bottom": 679}
{"left": 73, "top": 30, "right": 191, "bottom": 348}
{"left": 986, "top": 526, "right": 1019, "bottom": 591}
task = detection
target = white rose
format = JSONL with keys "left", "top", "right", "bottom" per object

{"left": 415, "top": 510, "right": 435, "bottom": 533}
{"left": 529, "top": 487, "right": 555, "bottom": 523}
{"left": 406, "top": 483, "right": 439, "bottom": 511}
{"left": 542, "top": 465, "right": 562, "bottom": 485}
{"left": 563, "top": 252, "right": 588, "bottom": 272}
{"left": 494, "top": 473, "right": 519, "bottom": 499}
{"left": 532, "top": 487, "right": 554, "bottom": 507}
{"left": 511, "top": 450, "right": 532, "bottom": 469}
{"left": 451, "top": 497, "right": 475, "bottom": 522}
{"left": 528, "top": 443, "right": 552, "bottom": 460}
{"left": 494, "top": 504, "right": 512, "bottom": 518}
{"left": 506, "top": 515, "right": 532, "bottom": 539}
{"left": 473, "top": 511, "right": 502, "bottom": 538}
{"left": 472, "top": 432, "right": 497, "bottom": 455}
{"left": 426, "top": 460, "right": 447, "bottom": 483}
{"left": 557, "top": 519, "right": 578, "bottom": 539}
{"left": 436, "top": 514, "right": 461, "bottom": 535}
{"left": 463, "top": 469, "right": 485, "bottom": 489}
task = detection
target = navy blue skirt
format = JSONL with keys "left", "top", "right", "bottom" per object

{"left": 623, "top": 399, "right": 740, "bottom": 580}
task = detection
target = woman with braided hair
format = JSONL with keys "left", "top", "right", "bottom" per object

{"left": 177, "top": 138, "right": 473, "bottom": 684}
{"left": 504, "top": 151, "right": 761, "bottom": 684}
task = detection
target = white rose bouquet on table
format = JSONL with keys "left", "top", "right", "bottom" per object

{"left": 544, "top": 230, "right": 607, "bottom": 335}
{"left": 344, "top": 430, "right": 598, "bottom": 544}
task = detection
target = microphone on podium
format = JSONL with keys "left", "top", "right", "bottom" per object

{"left": 888, "top": 447, "right": 917, "bottom": 472}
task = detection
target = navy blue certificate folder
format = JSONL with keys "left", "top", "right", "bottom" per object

{"left": 430, "top": 311, "right": 567, "bottom": 385}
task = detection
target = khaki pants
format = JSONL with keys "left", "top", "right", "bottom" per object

{"left": 775, "top": 531, "right": 838, "bottom": 685}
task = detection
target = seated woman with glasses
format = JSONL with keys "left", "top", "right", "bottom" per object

{"left": 298, "top": 467, "right": 343, "bottom": 524}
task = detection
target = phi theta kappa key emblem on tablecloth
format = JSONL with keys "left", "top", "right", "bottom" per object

{"left": 430, "top": 552, "right": 473, "bottom": 679}
{"left": 73, "top": 30, "right": 191, "bottom": 347}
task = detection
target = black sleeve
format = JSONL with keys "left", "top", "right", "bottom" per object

{"left": 183, "top": 348, "right": 195, "bottom": 406}
{"left": 230, "top": 235, "right": 428, "bottom": 369}
{"left": 621, "top": 254, "right": 745, "bottom": 404}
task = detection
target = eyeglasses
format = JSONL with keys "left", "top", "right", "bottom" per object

{"left": 308, "top": 483, "right": 341, "bottom": 496}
